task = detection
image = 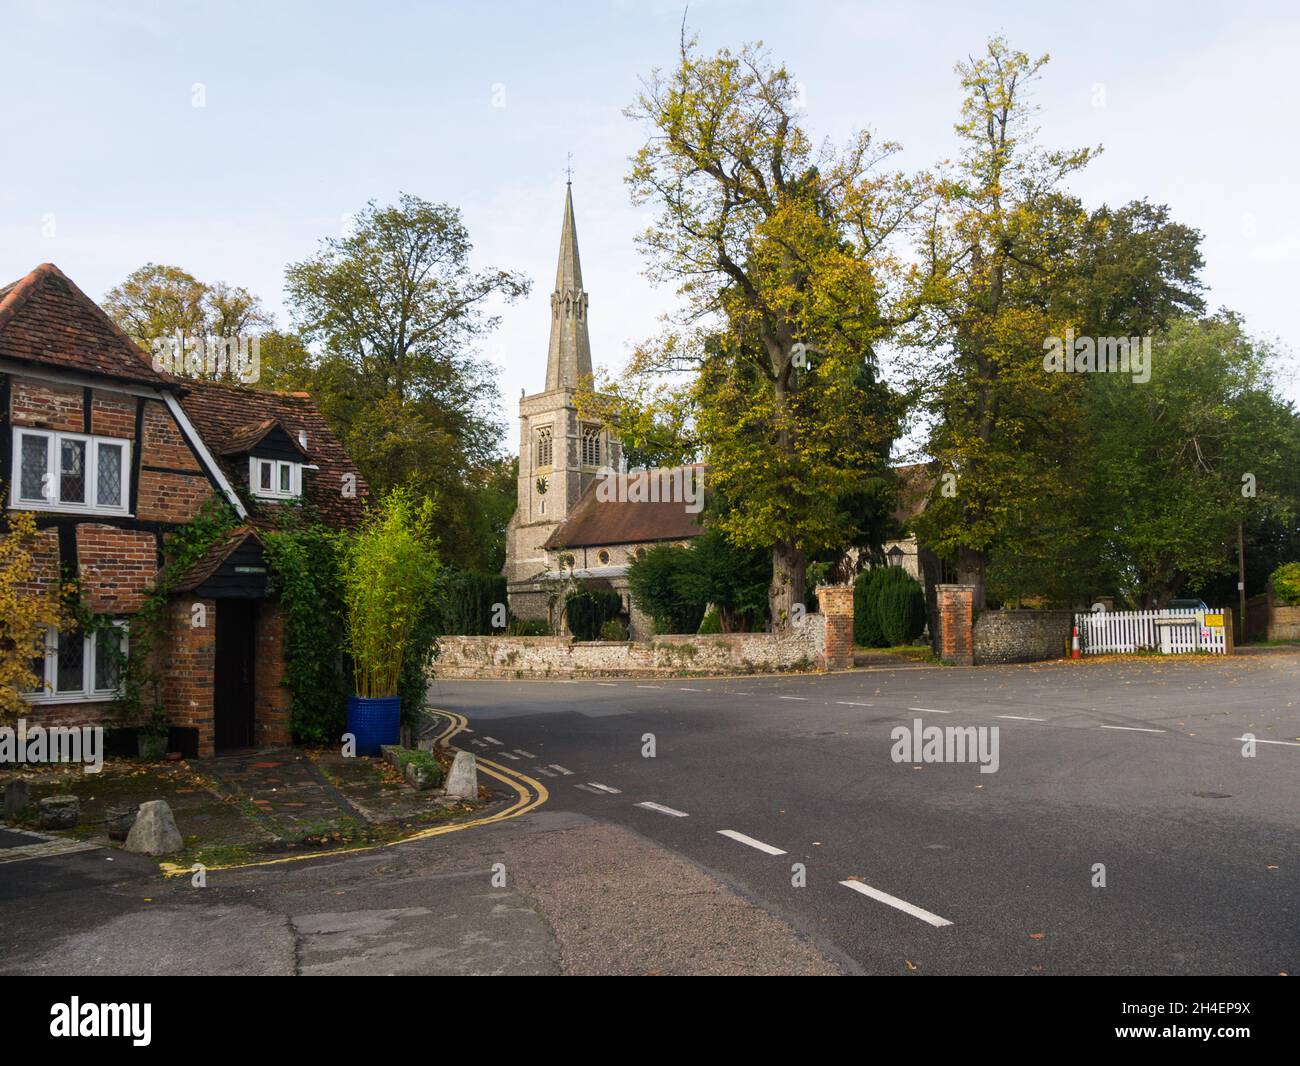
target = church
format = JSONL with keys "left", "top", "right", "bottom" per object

{"left": 502, "top": 184, "right": 704, "bottom": 638}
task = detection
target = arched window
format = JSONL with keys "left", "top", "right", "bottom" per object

{"left": 581, "top": 424, "right": 600, "bottom": 466}
{"left": 536, "top": 426, "right": 553, "bottom": 468}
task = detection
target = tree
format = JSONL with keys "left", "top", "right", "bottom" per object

{"left": 104, "top": 263, "right": 272, "bottom": 379}
{"left": 1083, "top": 316, "right": 1297, "bottom": 607}
{"left": 0, "top": 511, "right": 66, "bottom": 720}
{"left": 907, "top": 39, "right": 1208, "bottom": 609}
{"left": 622, "top": 35, "right": 915, "bottom": 628}
{"left": 283, "top": 194, "right": 529, "bottom": 570}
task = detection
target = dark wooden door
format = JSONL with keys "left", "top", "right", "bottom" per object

{"left": 214, "top": 601, "right": 257, "bottom": 750}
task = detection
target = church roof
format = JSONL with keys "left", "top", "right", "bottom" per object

{"left": 544, "top": 183, "right": 593, "bottom": 391}
{"left": 543, "top": 466, "right": 707, "bottom": 550}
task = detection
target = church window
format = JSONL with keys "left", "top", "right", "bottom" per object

{"left": 597, "top": 549, "right": 610, "bottom": 565}
{"left": 581, "top": 424, "right": 600, "bottom": 466}
{"left": 536, "top": 426, "right": 553, "bottom": 468}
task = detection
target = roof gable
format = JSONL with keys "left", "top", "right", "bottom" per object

{"left": 0, "top": 263, "right": 174, "bottom": 386}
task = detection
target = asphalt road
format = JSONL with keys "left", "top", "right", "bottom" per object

{"left": 427, "top": 653, "right": 1300, "bottom": 975}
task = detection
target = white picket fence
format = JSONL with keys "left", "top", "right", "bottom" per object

{"left": 1074, "top": 608, "right": 1229, "bottom": 656}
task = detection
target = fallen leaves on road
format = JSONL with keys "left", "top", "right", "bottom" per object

{"left": 1028, "top": 932, "right": 1046, "bottom": 940}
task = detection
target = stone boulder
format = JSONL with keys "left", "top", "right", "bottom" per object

{"left": 124, "top": 799, "right": 183, "bottom": 856}
{"left": 445, "top": 751, "right": 478, "bottom": 800}
{"left": 38, "top": 794, "right": 79, "bottom": 829}
{"left": 107, "top": 807, "right": 136, "bottom": 842}
{"left": 4, "top": 779, "right": 31, "bottom": 817}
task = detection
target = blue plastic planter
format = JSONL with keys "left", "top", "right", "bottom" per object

{"left": 346, "top": 695, "right": 401, "bottom": 756}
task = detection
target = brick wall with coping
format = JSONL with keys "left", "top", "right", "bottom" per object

{"left": 818, "top": 584, "right": 855, "bottom": 670}
{"left": 935, "top": 584, "right": 975, "bottom": 665}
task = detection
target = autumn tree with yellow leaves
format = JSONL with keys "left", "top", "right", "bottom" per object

{"left": 0, "top": 510, "right": 65, "bottom": 720}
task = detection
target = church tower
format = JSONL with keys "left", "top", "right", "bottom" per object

{"left": 503, "top": 182, "right": 619, "bottom": 608}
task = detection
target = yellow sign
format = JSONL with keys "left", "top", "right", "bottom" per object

{"left": 1204, "top": 613, "right": 1224, "bottom": 627}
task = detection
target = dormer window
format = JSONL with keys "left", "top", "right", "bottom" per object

{"left": 250, "top": 457, "right": 301, "bottom": 500}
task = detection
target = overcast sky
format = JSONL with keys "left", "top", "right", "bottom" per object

{"left": 3, "top": 0, "right": 1296, "bottom": 452}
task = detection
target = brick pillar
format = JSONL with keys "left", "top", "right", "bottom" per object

{"left": 936, "top": 584, "right": 975, "bottom": 666}
{"left": 817, "top": 584, "right": 855, "bottom": 670}
{"left": 255, "top": 601, "right": 292, "bottom": 745}
{"left": 163, "top": 597, "right": 216, "bottom": 756}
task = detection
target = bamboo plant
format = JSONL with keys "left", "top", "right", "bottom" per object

{"left": 341, "top": 489, "right": 440, "bottom": 699}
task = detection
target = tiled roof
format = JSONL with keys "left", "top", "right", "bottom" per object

{"left": 167, "top": 528, "right": 260, "bottom": 592}
{"left": 544, "top": 466, "right": 706, "bottom": 549}
{"left": 0, "top": 263, "right": 175, "bottom": 385}
{"left": 179, "top": 381, "right": 370, "bottom": 528}
{"left": 219, "top": 417, "right": 310, "bottom": 458}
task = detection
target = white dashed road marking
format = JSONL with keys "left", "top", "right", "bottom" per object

{"left": 596, "top": 683, "right": 618, "bottom": 687}
{"left": 909, "top": 707, "right": 952, "bottom": 714}
{"left": 837, "top": 701, "right": 873, "bottom": 707}
{"left": 585, "top": 782, "right": 622, "bottom": 794}
{"left": 635, "top": 801, "right": 689, "bottom": 817}
{"left": 497, "top": 752, "right": 520, "bottom": 760}
{"left": 679, "top": 687, "right": 703, "bottom": 692}
{"left": 1234, "top": 736, "right": 1300, "bottom": 747}
{"left": 996, "top": 715, "right": 1046, "bottom": 722}
{"left": 548, "top": 764, "right": 574, "bottom": 775}
{"left": 482, "top": 736, "right": 504, "bottom": 745}
{"left": 839, "top": 879, "right": 953, "bottom": 928}
{"left": 778, "top": 696, "right": 808, "bottom": 701}
{"left": 717, "top": 830, "right": 787, "bottom": 856}
{"left": 637, "top": 685, "right": 663, "bottom": 690}
{"left": 513, "top": 749, "right": 537, "bottom": 758}
{"left": 532, "top": 766, "right": 557, "bottom": 777}
{"left": 1100, "top": 725, "right": 1166, "bottom": 734}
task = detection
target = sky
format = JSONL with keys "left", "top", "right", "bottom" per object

{"left": 2, "top": 0, "right": 1297, "bottom": 454}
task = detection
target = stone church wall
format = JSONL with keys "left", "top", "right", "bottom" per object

{"left": 432, "top": 585, "right": 859, "bottom": 678}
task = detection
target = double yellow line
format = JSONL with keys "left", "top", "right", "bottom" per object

{"left": 165, "top": 709, "right": 548, "bottom": 875}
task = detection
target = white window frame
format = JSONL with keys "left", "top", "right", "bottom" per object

{"left": 9, "top": 428, "right": 131, "bottom": 516}
{"left": 23, "top": 621, "right": 129, "bottom": 705}
{"left": 249, "top": 457, "right": 302, "bottom": 500}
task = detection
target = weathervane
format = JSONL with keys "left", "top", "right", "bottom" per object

{"left": 565, "top": 153, "right": 573, "bottom": 185}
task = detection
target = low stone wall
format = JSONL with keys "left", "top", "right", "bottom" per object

{"left": 1268, "top": 604, "right": 1300, "bottom": 642}
{"left": 433, "top": 619, "right": 827, "bottom": 679}
{"left": 973, "top": 609, "right": 1071, "bottom": 665}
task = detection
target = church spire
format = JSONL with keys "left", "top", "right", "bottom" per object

{"left": 544, "top": 180, "right": 592, "bottom": 391}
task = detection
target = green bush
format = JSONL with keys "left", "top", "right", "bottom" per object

{"left": 697, "top": 608, "right": 722, "bottom": 634}
{"left": 566, "top": 587, "right": 624, "bottom": 641}
{"left": 878, "top": 573, "right": 927, "bottom": 645}
{"left": 854, "top": 567, "right": 926, "bottom": 647}
{"left": 599, "top": 619, "right": 629, "bottom": 641}
{"left": 627, "top": 544, "right": 705, "bottom": 634}
{"left": 394, "top": 748, "right": 445, "bottom": 788}
{"left": 443, "top": 572, "right": 507, "bottom": 634}
{"left": 626, "top": 529, "right": 766, "bottom": 633}
{"left": 1269, "top": 562, "right": 1300, "bottom": 606}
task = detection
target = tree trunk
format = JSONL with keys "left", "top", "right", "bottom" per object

{"left": 770, "top": 540, "right": 806, "bottom": 631}
{"left": 956, "top": 545, "right": 987, "bottom": 610}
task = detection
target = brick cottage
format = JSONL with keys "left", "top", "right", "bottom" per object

{"left": 2, "top": 263, "right": 367, "bottom": 756}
